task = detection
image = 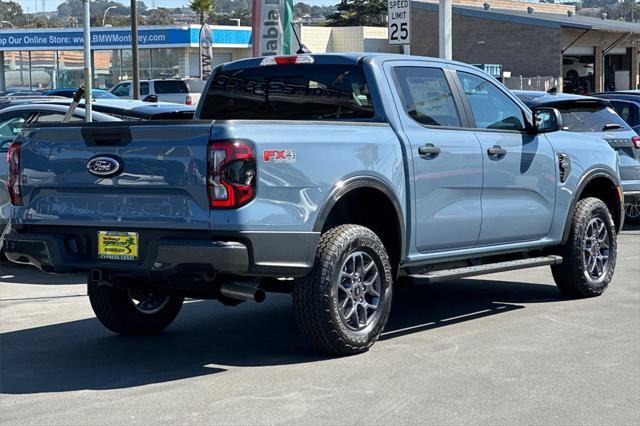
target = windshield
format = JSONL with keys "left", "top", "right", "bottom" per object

{"left": 558, "top": 106, "right": 630, "bottom": 132}
{"left": 199, "top": 64, "right": 376, "bottom": 121}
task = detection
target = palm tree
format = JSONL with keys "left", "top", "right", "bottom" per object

{"left": 189, "top": 0, "right": 214, "bottom": 25}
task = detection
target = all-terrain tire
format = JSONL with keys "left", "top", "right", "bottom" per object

{"left": 88, "top": 279, "right": 184, "bottom": 335}
{"left": 293, "top": 225, "right": 393, "bottom": 356}
{"left": 551, "top": 197, "right": 617, "bottom": 298}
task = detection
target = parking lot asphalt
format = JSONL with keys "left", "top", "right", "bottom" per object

{"left": 1, "top": 228, "right": 639, "bottom": 425}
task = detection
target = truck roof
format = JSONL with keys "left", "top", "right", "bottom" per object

{"left": 220, "top": 53, "right": 481, "bottom": 73}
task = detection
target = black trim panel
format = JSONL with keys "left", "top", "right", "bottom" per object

{"left": 561, "top": 169, "right": 623, "bottom": 244}
{"left": 313, "top": 176, "right": 406, "bottom": 261}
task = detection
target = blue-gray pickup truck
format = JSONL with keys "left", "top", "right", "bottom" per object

{"left": 3, "top": 54, "right": 624, "bottom": 355}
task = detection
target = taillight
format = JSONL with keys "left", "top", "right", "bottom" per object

{"left": 632, "top": 136, "right": 640, "bottom": 149}
{"left": 7, "top": 142, "right": 23, "bottom": 206}
{"left": 185, "top": 94, "right": 192, "bottom": 105}
{"left": 207, "top": 141, "right": 256, "bottom": 208}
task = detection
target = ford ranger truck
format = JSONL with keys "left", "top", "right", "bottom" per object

{"left": 3, "top": 54, "right": 624, "bottom": 355}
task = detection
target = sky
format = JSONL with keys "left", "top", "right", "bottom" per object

{"left": 15, "top": 0, "right": 338, "bottom": 14}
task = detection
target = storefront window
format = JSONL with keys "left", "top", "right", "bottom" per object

{"left": 2, "top": 51, "right": 29, "bottom": 89}
{"left": 58, "top": 51, "right": 84, "bottom": 88}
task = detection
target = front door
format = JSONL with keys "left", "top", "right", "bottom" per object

{"left": 388, "top": 64, "right": 483, "bottom": 253}
{"left": 454, "top": 70, "right": 556, "bottom": 245}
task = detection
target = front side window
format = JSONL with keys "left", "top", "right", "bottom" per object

{"left": 393, "top": 67, "right": 461, "bottom": 127}
{"left": 112, "top": 83, "right": 130, "bottom": 97}
{"left": 457, "top": 71, "right": 525, "bottom": 131}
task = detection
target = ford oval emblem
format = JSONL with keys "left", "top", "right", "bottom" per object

{"left": 87, "top": 156, "right": 122, "bottom": 177}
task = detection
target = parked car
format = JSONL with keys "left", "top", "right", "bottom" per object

{"left": 41, "top": 88, "right": 119, "bottom": 99}
{"left": 0, "top": 98, "right": 195, "bottom": 120}
{"left": 563, "top": 57, "right": 593, "bottom": 80}
{"left": 3, "top": 54, "right": 623, "bottom": 355}
{"left": 0, "top": 104, "right": 119, "bottom": 252}
{"left": 514, "top": 91, "right": 640, "bottom": 225}
{"left": 591, "top": 92, "right": 640, "bottom": 134}
{"left": 109, "top": 78, "right": 206, "bottom": 105}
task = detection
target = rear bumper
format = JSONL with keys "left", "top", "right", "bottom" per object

{"left": 3, "top": 227, "right": 319, "bottom": 278}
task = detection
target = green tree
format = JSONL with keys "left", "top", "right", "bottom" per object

{"left": 327, "top": 0, "right": 387, "bottom": 27}
{"left": 145, "top": 8, "right": 175, "bottom": 25}
{"left": 0, "top": 1, "right": 24, "bottom": 24}
{"left": 189, "top": 0, "right": 215, "bottom": 25}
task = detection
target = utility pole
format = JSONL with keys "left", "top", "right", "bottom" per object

{"left": 83, "top": 0, "right": 92, "bottom": 121}
{"left": 439, "top": 0, "right": 452, "bottom": 60}
{"left": 131, "top": 0, "right": 140, "bottom": 99}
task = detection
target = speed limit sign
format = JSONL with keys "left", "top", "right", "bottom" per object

{"left": 388, "top": 0, "right": 411, "bottom": 45}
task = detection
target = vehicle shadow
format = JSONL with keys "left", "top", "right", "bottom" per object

{"left": 0, "top": 278, "right": 565, "bottom": 395}
{"left": 0, "top": 260, "right": 86, "bottom": 285}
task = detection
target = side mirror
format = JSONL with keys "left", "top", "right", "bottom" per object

{"left": 142, "top": 94, "right": 158, "bottom": 103}
{"left": 532, "top": 107, "right": 563, "bottom": 133}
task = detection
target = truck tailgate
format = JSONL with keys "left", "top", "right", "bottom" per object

{"left": 13, "top": 122, "right": 213, "bottom": 229}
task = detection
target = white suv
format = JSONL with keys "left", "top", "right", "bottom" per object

{"left": 110, "top": 78, "right": 206, "bottom": 105}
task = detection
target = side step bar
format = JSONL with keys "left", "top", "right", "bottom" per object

{"left": 407, "top": 255, "right": 563, "bottom": 283}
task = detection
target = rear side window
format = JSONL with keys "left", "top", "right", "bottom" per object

{"left": 140, "top": 82, "right": 150, "bottom": 96}
{"left": 610, "top": 101, "right": 639, "bottom": 127}
{"left": 393, "top": 67, "right": 461, "bottom": 127}
{"left": 185, "top": 79, "right": 206, "bottom": 93}
{"left": 154, "top": 80, "right": 188, "bottom": 94}
{"left": 199, "top": 64, "right": 375, "bottom": 120}
{"left": 558, "top": 106, "right": 631, "bottom": 132}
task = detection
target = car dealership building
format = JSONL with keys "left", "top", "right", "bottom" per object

{"left": 411, "top": 0, "right": 640, "bottom": 92}
{"left": 0, "top": 25, "right": 252, "bottom": 90}
{"left": 1, "top": 0, "right": 638, "bottom": 93}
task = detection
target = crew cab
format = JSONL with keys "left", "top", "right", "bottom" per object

{"left": 3, "top": 54, "right": 624, "bottom": 355}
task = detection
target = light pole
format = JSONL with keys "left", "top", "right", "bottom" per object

{"left": 83, "top": 0, "right": 93, "bottom": 121}
{"left": 439, "top": 0, "right": 452, "bottom": 60}
{"left": 103, "top": 6, "right": 117, "bottom": 26}
{"left": 0, "top": 21, "right": 15, "bottom": 93}
{"left": 131, "top": 0, "right": 140, "bottom": 99}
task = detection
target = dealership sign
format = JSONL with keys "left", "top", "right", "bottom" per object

{"left": 251, "top": 0, "right": 293, "bottom": 57}
{"left": 388, "top": 0, "right": 411, "bottom": 45}
{"left": 0, "top": 26, "right": 251, "bottom": 51}
{"left": 200, "top": 24, "right": 214, "bottom": 80}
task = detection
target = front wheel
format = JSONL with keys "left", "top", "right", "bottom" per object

{"left": 293, "top": 225, "right": 393, "bottom": 355}
{"left": 551, "top": 197, "right": 617, "bottom": 298}
{"left": 88, "top": 278, "right": 184, "bottom": 335}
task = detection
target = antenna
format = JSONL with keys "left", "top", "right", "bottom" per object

{"left": 291, "top": 22, "right": 311, "bottom": 54}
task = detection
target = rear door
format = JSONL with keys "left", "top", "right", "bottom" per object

{"left": 385, "top": 62, "right": 483, "bottom": 252}
{"left": 453, "top": 70, "right": 556, "bottom": 245}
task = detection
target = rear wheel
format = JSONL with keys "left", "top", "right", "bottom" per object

{"left": 88, "top": 278, "right": 184, "bottom": 335}
{"left": 293, "top": 225, "right": 393, "bottom": 355}
{"left": 566, "top": 70, "right": 579, "bottom": 81}
{"left": 551, "top": 197, "right": 617, "bottom": 298}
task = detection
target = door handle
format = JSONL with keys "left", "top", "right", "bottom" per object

{"left": 418, "top": 144, "right": 441, "bottom": 158}
{"left": 487, "top": 145, "right": 507, "bottom": 159}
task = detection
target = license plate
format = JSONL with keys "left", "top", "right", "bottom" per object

{"left": 97, "top": 231, "right": 139, "bottom": 261}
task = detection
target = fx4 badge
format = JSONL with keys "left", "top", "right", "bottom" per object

{"left": 263, "top": 149, "right": 296, "bottom": 163}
